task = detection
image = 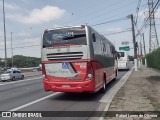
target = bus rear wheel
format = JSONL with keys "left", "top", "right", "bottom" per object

{"left": 100, "top": 75, "right": 106, "bottom": 93}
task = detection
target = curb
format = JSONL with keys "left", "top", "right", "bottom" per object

{"left": 99, "top": 67, "right": 134, "bottom": 120}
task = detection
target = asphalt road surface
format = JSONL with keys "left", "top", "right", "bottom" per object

{"left": 0, "top": 62, "right": 134, "bottom": 120}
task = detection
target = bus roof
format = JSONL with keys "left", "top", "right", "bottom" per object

{"left": 43, "top": 25, "right": 115, "bottom": 47}
{"left": 45, "top": 25, "right": 86, "bottom": 31}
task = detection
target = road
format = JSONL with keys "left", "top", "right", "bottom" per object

{"left": 0, "top": 62, "right": 133, "bottom": 120}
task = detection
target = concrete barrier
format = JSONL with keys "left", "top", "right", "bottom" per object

{"left": 23, "top": 71, "right": 42, "bottom": 78}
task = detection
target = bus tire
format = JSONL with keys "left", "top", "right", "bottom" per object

{"left": 115, "top": 68, "right": 118, "bottom": 77}
{"left": 101, "top": 74, "right": 106, "bottom": 93}
{"left": 113, "top": 70, "right": 117, "bottom": 81}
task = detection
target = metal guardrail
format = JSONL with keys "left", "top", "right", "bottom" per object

{"left": 0, "top": 71, "right": 42, "bottom": 78}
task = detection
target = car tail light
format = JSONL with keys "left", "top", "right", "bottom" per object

{"left": 85, "top": 62, "right": 94, "bottom": 80}
{"left": 126, "top": 62, "right": 128, "bottom": 67}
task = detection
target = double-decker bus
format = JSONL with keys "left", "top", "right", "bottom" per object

{"left": 41, "top": 25, "right": 118, "bottom": 93}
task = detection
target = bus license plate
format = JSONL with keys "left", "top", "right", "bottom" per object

{"left": 62, "top": 85, "right": 70, "bottom": 88}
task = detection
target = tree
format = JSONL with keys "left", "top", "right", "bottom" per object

{"left": 128, "top": 56, "right": 134, "bottom": 61}
{"left": 6, "top": 55, "right": 40, "bottom": 68}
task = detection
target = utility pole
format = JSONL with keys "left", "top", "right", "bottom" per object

{"left": 3, "top": 0, "right": 7, "bottom": 68}
{"left": 142, "top": 33, "right": 147, "bottom": 66}
{"left": 11, "top": 32, "right": 13, "bottom": 67}
{"left": 130, "top": 14, "right": 138, "bottom": 71}
{"left": 137, "top": 43, "right": 139, "bottom": 56}
{"left": 139, "top": 40, "right": 143, "bottom": 66}
{"left": 140, "top": 41, "right": 142, "bottom": 56}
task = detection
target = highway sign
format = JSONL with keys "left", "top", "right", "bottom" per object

{"left": 119, "top": 46, "right": 130, "bottom": 51}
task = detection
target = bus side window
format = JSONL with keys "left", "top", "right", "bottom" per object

{"left": 92, "top": 33, "right": 96, "bottom": 42}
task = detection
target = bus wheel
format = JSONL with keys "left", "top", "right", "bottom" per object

{"left": 113, "top": 71, "right": 117, "bottom": 81}
{"left": 101, "top": 75, "right": 106, "bottom": 93}
{"left": 116, "top": 69, "right": 118, "bottom": 76}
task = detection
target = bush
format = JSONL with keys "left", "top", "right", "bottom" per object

{"left": 146, "top": 48, "right": 160, "bottom": 70}
{"left": 142, "top": 57, "right": 145, "bottom": 65}
{"left": 129, "top": 56, "right": 134, "bottom": 61}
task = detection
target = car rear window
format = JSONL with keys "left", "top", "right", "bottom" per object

{"left": 118, "top": 52, "right": 125, "bottom": 57}
{"left": 4, "top": 71, "right": 11, "bottom": 74}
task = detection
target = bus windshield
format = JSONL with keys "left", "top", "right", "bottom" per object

{"left": 43, "top": 27, "right": 86, "bottom": 48}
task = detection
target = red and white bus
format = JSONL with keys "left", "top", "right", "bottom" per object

{"left": 41, "top": 25, "right": 118, "bottom": 93}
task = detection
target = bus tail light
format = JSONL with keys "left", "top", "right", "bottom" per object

{"left": 86, "top": 62, "right": 94, "bottom": 80}
{"left": 42, "top": 64, "right": 46, "bottom": 75}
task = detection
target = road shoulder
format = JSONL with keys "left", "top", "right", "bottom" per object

{"left": 104, "top": 66, "right": 160, "bottom": 120}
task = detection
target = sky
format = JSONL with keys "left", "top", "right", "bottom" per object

{"left": 0, "top": 0, "right": 160, "bottom": 58}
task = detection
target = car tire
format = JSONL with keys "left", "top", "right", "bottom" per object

{"left": 21, "top": 75, "right": 24, "bottom": 80}
{"left": 12, "top": 77, "right": 15, "bottom": 81}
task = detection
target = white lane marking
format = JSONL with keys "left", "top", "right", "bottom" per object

{"left": 0, "top": 76, "right": 43, "bottom": 86}
{"left": 14, "top": 83, "right": 27, "bottom": 87}
{"left": 9, "top": 92, "right": 60, "bottom": 111}
{"left": 99, "top": 67, "right": 134, "bottom": 120}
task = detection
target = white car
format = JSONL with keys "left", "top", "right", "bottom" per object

{"left": 0, "top": 69, "right": 24, "bottom": 82}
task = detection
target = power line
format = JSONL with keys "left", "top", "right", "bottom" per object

{"left": 148, "top": 0, "right": 159, "bottom": 52}
{"left": 0, "top": 44, "right": 40, "bottom": 50}
{"left": 73, "top": 0, "right": 138, "bottom": 25}
{"left": 135, "top": 0, "right": 142, "bottom": 25}
{"left": 91, "top": 17, "right": 128, "bottom": 26}
{"left": 89, "top": 7, "right": 136, "bottom": 26}
{"left": 6, "top": 33, "right": 41, "bottom": 42}
{"left": 137, "top": 0, "right": 160, "bottom": 35}
{"left": 102, "top": 29, "right": 132, "bottom": 36}
{"left": 154, "top": 0, "right": 160, "bottom": 11}
{"left": 137, "top": 3, "right": 148, "bottom": 26}
{"left": 65, "top": 0, "right": 129, "bottom": 25}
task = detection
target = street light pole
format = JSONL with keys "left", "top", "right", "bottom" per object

{"left": 11, "top": 32, "right": 13, "bottom": 67}
{"left": 3, "top": 0, "right": 7, "bottom": 68}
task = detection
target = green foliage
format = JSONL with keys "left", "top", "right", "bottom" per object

{"left": 0, "top": 55, "right": 40, "bottom": 68}
{"left": 146, "top": 48, "right": 160, "bottom": 70}
{"left": 0, "top": 58, "right": 4, "bottom": 67}
{"left": 142, "top": 57, "right": 145, "bottom": 65}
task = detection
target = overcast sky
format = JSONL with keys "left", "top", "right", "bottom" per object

{"left": 0, "top": 0, "right": 160, "bottom": 58}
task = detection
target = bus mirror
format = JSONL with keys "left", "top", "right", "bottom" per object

{"left": 115, "top": 52, "right": 120, "bottom": 59}
{"left": 92, "top": 33, "right": 96, "bottom": 42}
{"left": 111, "top": 47, "right": 115, "bottom": 54}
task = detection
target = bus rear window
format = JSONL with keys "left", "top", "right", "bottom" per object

{"left": 43, "top": 27, "right": 86, "bottom": 48}
{"left": 118, "top": 52, "right": 124, "bottom": 57}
